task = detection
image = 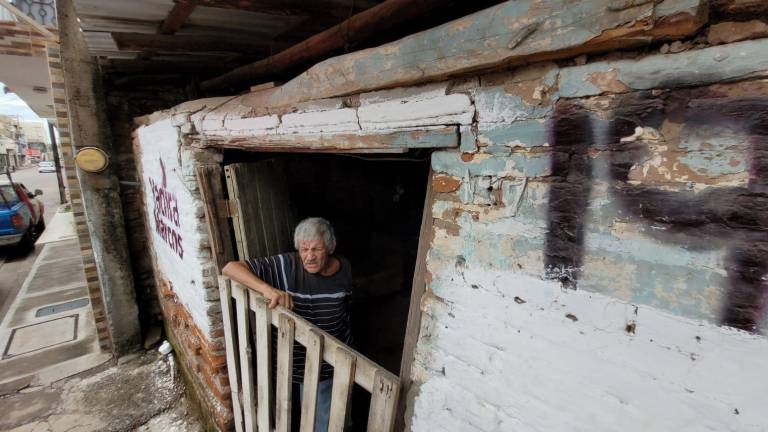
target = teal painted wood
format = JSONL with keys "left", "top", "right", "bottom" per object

{"left": 559, "top": 39, "right": 768, "bottom": 98}
{"left": 209, "top": 0, "right": 704, "bottom": 112}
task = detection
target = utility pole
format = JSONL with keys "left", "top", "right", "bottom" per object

{"left": 46, "top": 119, "right": 67, "bottom": 204}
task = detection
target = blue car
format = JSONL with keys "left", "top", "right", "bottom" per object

{"left": 0, "top": 178, "right": 45, "bottom": 250}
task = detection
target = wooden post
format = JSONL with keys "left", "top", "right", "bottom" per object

{"left": 196, "top": 165, "right": 235, "bottom": 272}
{"left": 219, "top": 277, "right": 245, "bottom": 432}
{"left": 367, "top": 370, "right": 400, "bottom": 432}
{"left": 397, "top": 169, "right": 434, "bottom": 429}
{"left": 233, "top": 285, "right": 257, "bottom": 431}
{"left": 251, "top": 296, "right": 273, "bottom": 432}
{"left": 299, "top": 329, "right": 324, "bottom": 432}
{"left": 275, "top": 314, "right": 295, "bottom": 432}
{"left": 328, "top": 347, "right": 356, "bottom": 432}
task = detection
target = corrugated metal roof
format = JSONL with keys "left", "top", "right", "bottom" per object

{"left": 72, "top": 0, "right": 360, "bottom": 61}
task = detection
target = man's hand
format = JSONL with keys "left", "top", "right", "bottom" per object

{"left": 263, "top": 286, "right": 293, "bottom": 310}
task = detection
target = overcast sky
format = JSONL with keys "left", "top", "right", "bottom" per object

{"left": 0, "top": 82, "right": 41, "bottom": 120}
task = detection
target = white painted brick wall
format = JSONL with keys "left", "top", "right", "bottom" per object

{"left": 137, "top": 118, "right": 217, "bottom": 336}
{"left": 410, "top": 267, "right": 768, "bottom": 432}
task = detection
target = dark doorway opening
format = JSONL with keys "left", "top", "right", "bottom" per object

{"left": 224, "top": 150, "right": 430, "bottom": 429}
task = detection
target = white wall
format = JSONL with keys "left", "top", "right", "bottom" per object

{"left": 410, "top": 267, "right": 768, "bottom": 432}
{"left": 136, "top": 118, "right": 215, "bottom": 336}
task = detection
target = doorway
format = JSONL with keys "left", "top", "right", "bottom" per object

{"left": 224, "top": 150, "right": 430, "bottom": 429}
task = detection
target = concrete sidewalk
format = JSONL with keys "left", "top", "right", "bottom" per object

{"left": 0, "top": 207, "right": 203, "bottom": 431}
{"left": 0, "top": 208, "right": 109, "bottom": 390}
{"left": 0, "top": 351, "right": 203, "bottom": 432}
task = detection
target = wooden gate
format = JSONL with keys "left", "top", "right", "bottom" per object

{"left": 220, "top": 277, "right": 400, "bottom": 432}
{"left": 221, "top": 161, "right": 400, "bottom": 431}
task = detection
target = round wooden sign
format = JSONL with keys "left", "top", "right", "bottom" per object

{"left": 75, "top": 147, "right": 109, "bottom": 173}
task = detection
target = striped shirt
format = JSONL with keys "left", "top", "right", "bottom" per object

{"left": 246, "top": 252, "right": 352, "bottom": 383}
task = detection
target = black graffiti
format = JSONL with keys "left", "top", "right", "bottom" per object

{"left": 544, "top": 92, "right": 768, "bottom": 332}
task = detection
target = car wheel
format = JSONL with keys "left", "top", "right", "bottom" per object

{"left": 19, "top": 226, "right": 36, "bottom": 252}
{"left": 36, "top": 218, "right": 45, "bottom": 234}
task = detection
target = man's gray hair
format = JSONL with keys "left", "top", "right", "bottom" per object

{"left": 294, "top": 217, "right": 336, "bottom": 250}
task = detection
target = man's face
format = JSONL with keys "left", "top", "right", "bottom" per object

{"left": 299, "top": 239, "right": 332, "bottom": 274}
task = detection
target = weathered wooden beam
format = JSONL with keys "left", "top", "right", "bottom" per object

{"left": 194, "top": 127, "right": 459, "bottom": 152}
{"left": 112, "top": 32, "right": 278, "bottom": 54}
{"left": 200, "top": 0, "right": 457, "bottom": 92}
{"left": 203, "top": 0, "right": 706, "bottom": 105}
{"left": 159, "top": 0, "right": 199, "bottom": 34}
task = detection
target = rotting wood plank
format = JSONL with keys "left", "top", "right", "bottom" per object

{"left": 275, "top": 314, "right": 295, "bottom": 432}
{"left": 300, "top": 329, "right": 324, "bottom": 432}
{"left": 328, "top": 348, "right": 356, "bottom": 432}
{"left": 251, "top": 296, "right": 273, "bottom": 432}
{"left": 233, "top": 285, "right": 257, "bottom": 431}
{"left": 196, "top": 165, "right": 235, "bottom": 272}
{"left": 195, "top": 126, "right": 459, "bottom": 152}
{"left": 396, "top": 168, "right": 435, "bottom": 430}
{"left": 367, "top": 370, "right": 400, "bottom": 432}
{"left": 219, "top": 277, "right": 245, "bottom": 432}
{"left": 201, "top": 0, "right": 706, "bottom": 107}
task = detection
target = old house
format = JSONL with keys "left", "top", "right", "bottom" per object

{"left": 22, "top": 0, "right": 768, "bottom": 430}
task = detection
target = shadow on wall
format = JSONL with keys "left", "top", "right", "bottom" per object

{"left": 544, "top": 92, "right": 768, "bottom": 333}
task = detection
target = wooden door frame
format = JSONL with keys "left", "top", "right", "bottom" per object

{"left": 196, "top": 153, "right": 435, "bottom": 430}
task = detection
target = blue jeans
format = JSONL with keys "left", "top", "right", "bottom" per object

{"left": 299, "top": 378, "right": 333, "bottom": 432}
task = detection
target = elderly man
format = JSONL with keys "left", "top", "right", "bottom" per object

{"left": 222, "top": 217, "right": 352, "bottom": 432}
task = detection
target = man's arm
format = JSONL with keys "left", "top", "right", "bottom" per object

{"left": 222, "top": 261, "right": 293, "bottom": 309}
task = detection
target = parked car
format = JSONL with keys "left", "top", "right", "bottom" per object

{"left": 0, "top": 179, "right": 44, "bottom": 250}
{"left": 38, "top": 161, "right": 56, "bottom": 173}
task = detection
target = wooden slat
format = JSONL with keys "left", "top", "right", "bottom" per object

{"left": 219, "top": 277, "right": 245, "bottom": 432}
{"left": 196, "top": 165, "right": 235, "bottom": 271}
{"left": 299, "top": 329, "right": 324, "bottom": 432}
{"left": 236, "top": 282, "right": 397, "bottom": 392}
{"left": 233, "top": 285, "right": 257, "bottom": 431}
{"left": 328, "top": 347, "right": 356, "bottom": 432}
{"left": 251, "top": 295, "right": 273, "bottom": 432}
{"left": 367, "top": 370, "right": 400, "bottom": 432}
{"left": 275, "top": 314, "right": 295, "bottom": 432}
{"left": 396, "top": 168, "right": 435, "bottom": 428}
{"left": 224, "top": 165, "right": 248, "bottom": 260}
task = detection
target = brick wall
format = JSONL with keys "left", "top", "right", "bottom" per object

{"left": 0, "top": 21, "right": 46, "bottom": 57}
{"left": 134, "top": 114, "right": 230, "bottom": 430}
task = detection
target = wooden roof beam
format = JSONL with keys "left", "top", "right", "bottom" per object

{"left": 197, "top": 0, "right": 379, "bottom": 19}
{"left": 201, "top": 0, "right": 453, "bottom": 92}
{"left": 112, "top": 32, "right": 283, "bottom": 54}
{"left": 159, "top": 0, "right": 200, "bottom": 34}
